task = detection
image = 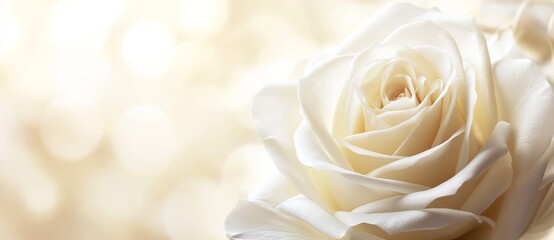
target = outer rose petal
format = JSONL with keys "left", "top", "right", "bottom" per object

{"left": 225, "top": 201, "right": 332, "bottom": 240}
{"left": 252, "top": 83, "right": 321, "bottom": 204}
{"left": 335, "top": 208, "right": 493, "bottom": 240}
{"left": 485, "top": 58, "right": 554, "bottom": 239}
{"left": 226, "top": 175, "right": 384, "bottom": 240}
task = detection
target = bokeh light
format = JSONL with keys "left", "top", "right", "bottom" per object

{"left": 0, "top": 0, "right": 19, "bottom": 58}
{"left": 21, "top": 175, "right": 59, "bottom": 217}
{"left": 52, "top": 53, "right": 111, "bottom": 100}
{"left": 163, "top": 180, "right": 235, "bottom": 240}
{"left": 81, "top": 170, "right": 145, "bottom": 222}
{"left": 48, "top": 0, "right": 125, "bottom": 52}
{"left": 40, "top": 96, "right": 104, "bottom": 161}
{"left": 112, "top": 106, "right": 176, "bottom": 175}
{"left": 180, "top": 0, "right": 229, "bottom": 39}
{"left": 121, "top": 21, "right": 176, "bottom": 78}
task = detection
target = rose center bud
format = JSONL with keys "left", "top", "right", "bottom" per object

{"left": 380, "top": 74, "right": 420, "bottom": 110}
{"left": 391, "top": 90, "right": 407, "bottom": 101}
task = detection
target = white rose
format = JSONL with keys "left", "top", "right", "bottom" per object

{"left": 225, "top": 3, "right": 554, "bottom": 240}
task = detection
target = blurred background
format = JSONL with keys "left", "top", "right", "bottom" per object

{"left": 0, "top": 0, "right": 482, "bottom": 239}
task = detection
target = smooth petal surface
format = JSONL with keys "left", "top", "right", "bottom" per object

{"left": 488, "top": 58, "right": 554, "bottom": 239}
{"left": 335, "top": 208, "right": 493, "bottom": 240}
{"left": 226, "top": 201, "right": 332, "bottom": 240}
{"left": 352, "top": 121, "right": 510, "bottom": 214}
{"left": 252, "top": 84, "right": 321, "bottom": 203}
{"left": 248, "top": 174, "right": 298, "bottom": 207}
{"left": 277, "top": 196, "right": 351, "bottom": 239}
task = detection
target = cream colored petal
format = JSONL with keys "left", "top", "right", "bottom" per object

{"left": 294, "top": 121, "right": 429, "bottom": 195}
{"left": 393, "top": 93, "right": 442, "bottom": 156}
{"left": 333, "top": 3, "right": 439, "bottom": 56}
{"left": 248, "top": 174, "right": 298, "bottom": 207}
{"left": 460, "top": 151, "right": 512, "bottom": 214}
{"left": 369, "top": 127, "right": 465, "bottom": 187}
{"left": 277, "top": 196, "right": 349, "bottom": 239}
{"left": 484, "top": 58, "right": 554, "bottom": 239}
{"left": 335, "top": 208, "right": 493, "bottom": 240}
{"left": 298, "top": 55, "right": 356, "bottom": 170}
{"left": 353, "top": 121, "right": 510, "bottom": 214}
{"left": 385, "top": 16, "right": 498, "bottom": 150}
{"left": 521, "top": 180, "right": 554, "bottom": 240}
{"left": 252, "top": 84, "right": 321, "bottom": 203}
{"left": 344, "top": 107, "right": 429, "bottom": 155}
{"left": 226, "top": 201, "right": 333, "bottom": 240}
{"left": 433, "top": 18, "right": 498, "bottom": 142}
{"left": 377, "top": 95, "right": 432, "bottom": 127}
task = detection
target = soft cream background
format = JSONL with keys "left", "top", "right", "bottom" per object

{"left": 0, "top": 0, "right": 550, "bottom": 239}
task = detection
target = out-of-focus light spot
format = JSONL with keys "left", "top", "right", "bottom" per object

{"left": 82, "top": 172, "right": 144, "bottom": 221}
{"left": 245, "top": 16, "right": 317, "bottom": 62}
{"left": 21, "top": 177, "right": 59, "bottom": 217}
{"left": 180, "top": 0, "right": 229, "bottom": 39}
{"left": 0, "top": 2, "right": 19, "bottom": 58}
{"left": 48, "top": 0, "right": 125, "bottom": 52}
{"left": 52, "top": 54, "right": 111, "bottom": 100}
{"left": 163, "top": 180, "right": 235, "bottom": 240}
{"left": 122, "top": 21, "right": 176, "bottom": 78}
{"left": 0, "top": 217, "right": 18, "bottom": 239}
{"left": 112, "top": 106, "right": 176, "bottom": 175}
{"left": 7, "top": 54, "right": 56, "bottom": 105}
{"left": 222, "top": 144, "right": 278, "bottom": 197}
{"left": 40, "top": 96, "right": 104, "bottom": 161}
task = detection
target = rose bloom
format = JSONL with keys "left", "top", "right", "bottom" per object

{"left": 225, "top": 3, "right": 554, "bottom": 240}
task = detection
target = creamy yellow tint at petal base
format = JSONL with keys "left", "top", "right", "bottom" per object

{"left": 163, "top": 180, "right": 236, "bottom": 240}
{"left": 40, "top": 96, "right": 104, "bottom": 161}
{"left": 112, "top": 106, "right": 177, "bottom": 175}
{"left": 122, "top": 21, "right": 176, "bottom": 78}
{"left": 180, "top": 0, "right": 229, "bottom": 39}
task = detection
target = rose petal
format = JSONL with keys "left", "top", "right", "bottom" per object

{"left": 352, "top": 121, "right": 510, "bottom": 213}
{"left": 248, "top": 174, "right": 298, "bottom": 207}
{"left": 294, "top": 121, "right": 429, "bottom": 194}
{"left": 252, "top": 84, "right": 321, "bottom": 203}
{"left": 344, "top": 107, "right": 430, "bottom": 155}
{"left": 225, "top": 201, "right": 332, "bottom": 240}
{"left": 478, "top": 58, "right": 554, "bottom": 239}
{"left": 334, "top": 3, "right": 434, "bottom": 56}
{"left": 277, "top": 196, "right": 350, "bottom": 239}
{"left": 368, "top": 127, "right": 465, "bottom": 187}
{"left": 335, "top": 208, "right": 493, "bottom": 240}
